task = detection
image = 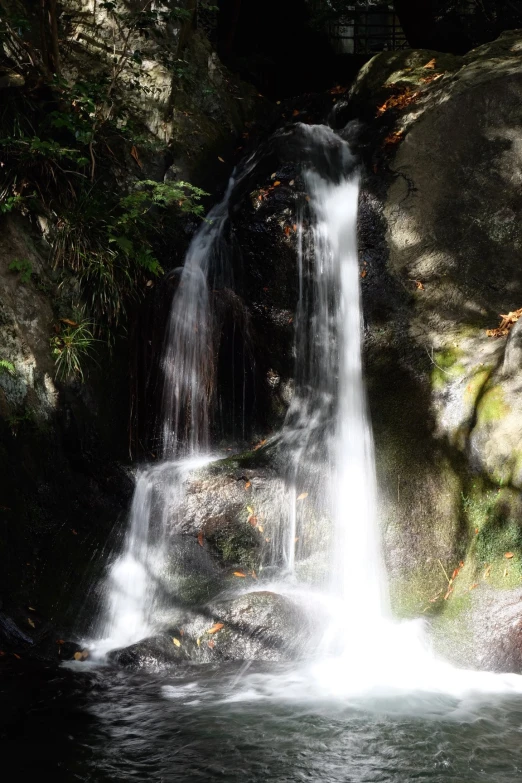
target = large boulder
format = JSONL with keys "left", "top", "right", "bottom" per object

{"left": 348, "top": 31, "right": 522, "bottom": 665}
{"left": 108, "top": 589, "right": 317, "bottom": 671}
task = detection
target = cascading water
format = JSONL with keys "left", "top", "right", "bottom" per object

{"left": 93, "top": 119, "right": 522, "bottom": 703}
{"left": 92, "top": 159, "right": 256, "bottom": 655}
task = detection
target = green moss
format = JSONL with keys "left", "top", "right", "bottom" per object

{"left": 209, "top": 524, "right": 260, "bottom": 571}
{"left": 389, "top": 566, "right": 448, "bottom": 619}
{"left": 431, "top": 347, "right": 466, "bottom": 389}
{"left": 460, "top": 482, "right": 522, "bottom": 589}
{"left": 463, "top": 368, "right": 491, "bottom": 405}
{"left": 476, "top": 384, "right": 509, "bottom": 424}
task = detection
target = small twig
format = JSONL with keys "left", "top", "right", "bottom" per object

{"left": 425, "top": 345, "right": 451, "bottom": 375}
{"left": 437, "top": 558, "right": 451, "bottom": 585}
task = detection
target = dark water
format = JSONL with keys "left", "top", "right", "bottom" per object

{"left": 2, "top": 661, "right": 522, "bottom": 782}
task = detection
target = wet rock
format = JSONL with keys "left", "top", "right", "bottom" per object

{"left": 109, "top": 590, "right": 317, "bottom": 671}
{"left": 432, "top": 585, "right": 522, "bottom": 673}
{"left": 345, "top": 32, "right": 522, "bottom": 641}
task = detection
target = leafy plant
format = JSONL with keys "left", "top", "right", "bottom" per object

{"left": 8, "top": 258, "right": 32, "bottom": 283}
{"left": 51, "top": 318, "right": 96, "bottom": 381}
{"left": 0, "top": 359, "right": 15, "bottom": 375}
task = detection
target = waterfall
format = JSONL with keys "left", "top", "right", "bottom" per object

{"left": 92, "top": 158, "right": 256, "bottom": 655}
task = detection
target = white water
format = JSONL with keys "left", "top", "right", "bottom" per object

{"left": 94, "top": 122, "right": 522, "bottom": 703}
{"left": 93, "top": 158, "right": 256, "bottom": 655}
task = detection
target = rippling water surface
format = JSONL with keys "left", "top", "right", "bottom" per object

{"left": 3, "top": 661, "right": 522, "bottom": 782}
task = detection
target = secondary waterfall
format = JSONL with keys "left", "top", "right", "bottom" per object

{"left": 92, "top": 158, "right": 256, "bottom": 654}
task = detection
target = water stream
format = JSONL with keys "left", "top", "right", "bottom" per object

{"left": 91, "top": 122, "right": 522, "bottom": 708}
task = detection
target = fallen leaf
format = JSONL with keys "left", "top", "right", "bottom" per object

{"left": 130, "top": 145, "right": 142, "bottom": 168}
{"left": 292, "top": 109, "right": 300, "bottom": 116}
{"left": 233, "top": 571, "right": 246, "bottom": 577}
{"left": 443, "top": 586, "right": 453, "bottom": 600}
{"left": 248, "top": 515, "right": 258, "bottom": 527}
{"left": 504, "top": 567, "right": 509, "bottom": 577}
{"left": 487, "top": 308, "right": 522, "bottom": 338}
{"left": 73, "top": 651, "right": 83, "bottom": 661}
{"left": 253, "top": 439, "right": 266, "bottom": 451}
{"left": 505, "top": 552, "right": 515, "bottom": 559}
{"left": 27, "top": 618, "right": 35, "bottom": 628}
{"left": 60, "top": 318, "right": 79, "bottom": 326}
{"left": 289, "top": 180, "right": 295, "bottom": 186}
{"left": 297, "top": 492, "right": 308, "bottom": 501}
{"left": 258, "top": 525, "right": 264, "bottom": 533}
{"left": 420, "top": 72, "right": 444, "bottom": 84}
{"left": 207, "top": 640, "right": 215, "bottom": 649}
{"left": 206, "top": 623, "right": 224, "bottom": 636}
{"left": 469, "top": 583, "right": 479, "bottom": 590}
{"left": 218, "top": 156, "right": 225, "bottom": 162}
{"left": 56, "top": 639, "right": 64, "bottom": 645}
{"left": 475, "top": 527, "right": 479, "bottom": 535}
{"left": 265, "top": 537, "right": 271, "bottom": 543}
{"left": 483, "top": 565, "right": 491, "bottom": 579}
{"left": 415, "top": 280, "right": 425, "bottom": 290}
{"left": 247, "top": 505, "right": 254, "bottom": 514}
{"left": 13, "top": 653, "right": 21, "bottom": 659}
{"left": 423, "top": 58, "right": 436, "bottom": 69}
{"left": 377, "top": 86, "right": 419, "bottom": 116}
{"left": 273, "top": 181, "right": 281, "bottom": 187}
{"left": 172, "top": 637, "right": 181, "bottom": 647}
{"left": 71, "top": 529, "right": 78, "bottom": 535}
{"left": 245, "top": 481, "right": 251, "bottom": 489}
{"left": 28, "top": 607, "right": 36, "bottom": 612}
{"left": 383, "top": 130, "right": 404, "bottom": 147}
{"left": 361, "top": 269, "right": 367, "bottom": 278}
{"left": 196, "top": 638, "right": 201, "bottom": 647}
{"left": 197, "top": 531, "right": 204, "bottom": 547}
{"left": 459, "top": 561, "right": 464, "bottom": 568}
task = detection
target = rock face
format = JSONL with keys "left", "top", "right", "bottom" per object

{"left": 347, "top": 31, "right": 522, "bottom": 667}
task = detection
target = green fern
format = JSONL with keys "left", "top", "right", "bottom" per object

{"left": 0, "top": 359, "right": 15, "bottom": 375}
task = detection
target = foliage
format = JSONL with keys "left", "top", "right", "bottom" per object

{"left": 0, "top": 359, "right": 15, "bottom": 375}
{"left": 8, "top": 258, "right": 32, "bottom": 283}
{"left": 51, "top": 317, "right": 96, "bottom": 381}
{"left": 0, "top": 0, "right": 209, "bottom": 362}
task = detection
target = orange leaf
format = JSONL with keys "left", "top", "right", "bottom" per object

{"left": 130, "top": 145, "right": 142, "bottom": 168}
{"left": 360, "top": 269, "right": 367, "bottom": 278}
{"left": 248, "top": 515, "right": 258, "bottom": 527}
{"left": 423, "top": 58, "right": 436, "bottom": 69}
{"left": 13, "top": 653, "right": 21, "bottom": 659}
{"left": 451, "top": 568, "right": 459, "bottom": 579}
{"left": 475, "top": 527, "right": 479, "bottom": 535}
{"left": 292, "top": 109, "right": 299, "bottom": 116}
{"left": 206, "top": 622, "right": 224, "bottom": 634}
{"left": 469, "top": 583, "right": 479, "bottom": 590}
{"left": 273, "top": 181, "right": 281, "bottom": 186}
{"left": 60, "top": 318, "right": 79, "bottom": 326}
{"left": 233, "top": 571, "right": 246, "bottom": 577}
{"left": 505, "top": 552, "right": 514, "bottom": 559}
{"left": 415, "top": 280, "right": 424, "bottom": 290}
{"left": 245, "top": 481, "right": 251, "bottom": 489}
{"left": 197, "top": 531, "right": 204, "bottom": 547}
{"left": 253, "top": 439, "right": 266, "bottom": 451}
